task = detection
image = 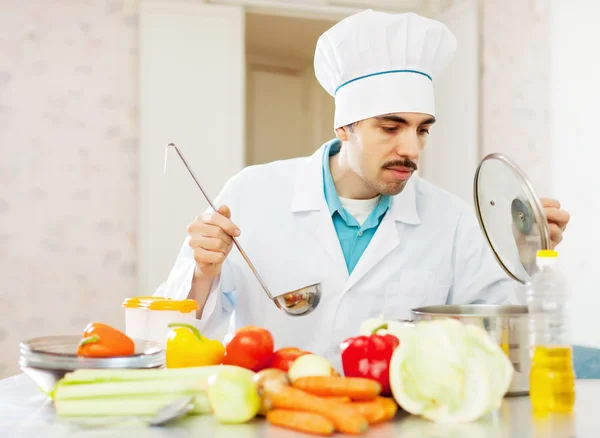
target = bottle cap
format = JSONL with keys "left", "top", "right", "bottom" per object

{"left": 536, "top": 249, "right": 558, "bottom": 267}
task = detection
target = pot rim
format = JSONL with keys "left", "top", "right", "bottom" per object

{"left": 411, "top": 304, "right": 528, "bottom": 318}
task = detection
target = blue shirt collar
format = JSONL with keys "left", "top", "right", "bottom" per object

{"left": 322, "top": 139, "right": 391, "bottom": 228}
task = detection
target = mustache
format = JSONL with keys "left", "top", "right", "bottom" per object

{"left": 382, "top": 159, "right": 418, "bottom": 171}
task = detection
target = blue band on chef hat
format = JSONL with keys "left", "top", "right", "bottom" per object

{"left": 334, "top": 69, "right": 432, "bottom": 95}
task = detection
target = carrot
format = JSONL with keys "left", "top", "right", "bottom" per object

{"left": 375, "top": 396, "right": 398, "bottom": 423}
{"left": 270, "top": 386, "right": 368, "bottom": 435}
{"left": 267, "top": 409, "right": 335, "bottom": 436}
{"left": 293, "top": 376, "right": 381, "bottom": 401}
{"left": 350, "top": 400, "right": 387, "bottom": 424}
{"left": 322, "top": 396, "right": 351, "bottom": 403}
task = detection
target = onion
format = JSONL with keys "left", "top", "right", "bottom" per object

{"left": 253, "top": 368, "right": 290, "bottom": 415}
{"left": 288, "top": 354, "right": 335, "bottom": 383}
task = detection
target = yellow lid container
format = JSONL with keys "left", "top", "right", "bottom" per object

{"left": 122, "top": 296, "right": 199, "bottom": 313}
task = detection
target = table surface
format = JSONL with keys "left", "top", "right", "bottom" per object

{"left": 0, "top": 373, "right": 598, "bottom": 438}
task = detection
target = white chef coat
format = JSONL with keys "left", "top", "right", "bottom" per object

{"left": 155, "top": 144, "right": 519, "bottom": 367}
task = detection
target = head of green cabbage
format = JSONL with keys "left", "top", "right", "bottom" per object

{"left": 389, "top": 319, "right": 513, "bottom": 423}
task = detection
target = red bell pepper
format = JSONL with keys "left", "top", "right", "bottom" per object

{"left": 339, "top": 324, "right": 400, "bottom": 396}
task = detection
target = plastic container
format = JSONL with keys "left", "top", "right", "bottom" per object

{"left": 122, "top": 297, "right": 199, "bottom": 344}
{"left": 526, "top": 250, "right": 575, "bottom": 413}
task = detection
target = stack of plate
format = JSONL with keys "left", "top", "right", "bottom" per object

{"left": 19, "top": 335, "right": 165, "bottom": 394}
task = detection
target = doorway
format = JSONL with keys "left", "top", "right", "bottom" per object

{"left": 244, "top": 13, "right": 336, "bottom": 165}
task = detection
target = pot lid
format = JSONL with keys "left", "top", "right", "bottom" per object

{"left": 473, "top": 153, "right": 551, "bottom": 284}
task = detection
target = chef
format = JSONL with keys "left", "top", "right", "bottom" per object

{"left": 154, "top": 10, "right": 570, "bottom": 362}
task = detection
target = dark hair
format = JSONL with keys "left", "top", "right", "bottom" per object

{"left": 345, "top": 122, "right": 359, "bottom": 132}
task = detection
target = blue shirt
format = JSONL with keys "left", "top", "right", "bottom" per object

{"left": 322, "top": 140, "right": 392, "bottom": 274}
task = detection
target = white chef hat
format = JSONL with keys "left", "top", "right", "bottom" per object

{"left": 315, "top": 10, "right": 457, "bottom": 129}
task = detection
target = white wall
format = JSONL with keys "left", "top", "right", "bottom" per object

{"left": 420, "top": 0, "right": 479, "bottom": 206}
{"left": 550, "top": 0, "right": 600, "bottom": 348}
{"left": 138, "top": 2, "right": 245, "bottom": 296}
{"left": 480, "top": 0, "right": 552, "bottom": 197}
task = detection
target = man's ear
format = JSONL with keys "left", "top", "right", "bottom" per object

{"left": 335, "top": 127, "right": 349, "bottom": 142}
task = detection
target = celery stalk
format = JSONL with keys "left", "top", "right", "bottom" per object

{"left": 55, "top": 395, "right": 211, "bottom": 417}
{"left": 191, "top": 393, "right": 211, "bottom": 414}
{"left": 51, "top": 366, "right": 255, "bottom": 417}
{"left": 59, "top": 366, "right": 234, "bottom": 385}
{"left": 55, "top": 378, "right": 207, "bottom": 400}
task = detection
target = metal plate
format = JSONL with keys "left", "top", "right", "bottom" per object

{"left": 473, "top": 154, "right": 551, "bottom": 284}
{"left": 19, "top": 335, "right": 165, "bottom": 370}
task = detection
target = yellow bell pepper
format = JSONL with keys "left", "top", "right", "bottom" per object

{"left": 166, "top": 323, "right": 225, "bottom": 368}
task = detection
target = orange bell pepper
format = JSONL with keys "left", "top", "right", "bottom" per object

{"left": 77, "top": 322, "right": 135, "bottom": 357}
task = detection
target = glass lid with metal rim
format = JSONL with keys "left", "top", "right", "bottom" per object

{"left": 473, "top": 153, "right": 551, "bottom": 285}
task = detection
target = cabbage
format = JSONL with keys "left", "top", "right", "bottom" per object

{"left": 389, "top": 319, "right": 513, "bottom": 423}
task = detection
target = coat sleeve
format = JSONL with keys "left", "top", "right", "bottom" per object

{"left": 447, "top": 207, "right": 526, "bottom": 305}
{"left": 153, "top": 174, "right": 239, "bottom": 338}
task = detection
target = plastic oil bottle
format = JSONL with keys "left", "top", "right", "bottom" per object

{"left": 527, "top": 250, "right": 576, "bottom": 413}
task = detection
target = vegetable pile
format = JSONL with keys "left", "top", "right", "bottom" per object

{"left": 256, "top": 368, "right": 398, "bottom": 436}
{"left": 54, "top": 316, "right": 514, "bottom": 434}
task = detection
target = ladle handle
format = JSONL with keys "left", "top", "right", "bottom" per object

{"left": 230, "top": 237, "right": 274, "bottom": 301}
{"left": 166, "top": 144, "right": 275, "bottom": 301}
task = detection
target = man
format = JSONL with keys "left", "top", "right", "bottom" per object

{"left": 155, "top": 11, "right": 570, "bottom": 364}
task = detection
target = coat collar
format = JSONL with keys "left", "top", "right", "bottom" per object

{"left": 290, "top": 141, "right": 421, "bottom": 225}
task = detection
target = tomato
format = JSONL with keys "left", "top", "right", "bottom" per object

{"left": 222, "top": 326, "right": 274, "bottom": 371}
{"left": 269, "top": 347, "right": 310, "bottom": 372}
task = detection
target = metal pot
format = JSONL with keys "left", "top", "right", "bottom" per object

{"left": 409, "top": 304, "right": 530, "bottom": 397}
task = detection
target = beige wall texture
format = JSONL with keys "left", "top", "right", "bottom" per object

{"left": 0, "top": 0, "right": 139, "bottom": 377}
{"left": 481, "top": 0, "right": 552, "bottom": 195}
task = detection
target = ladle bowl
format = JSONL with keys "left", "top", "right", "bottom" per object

{"left": 273, "top": 283, "right": 321, "bottom": 316}
{"left": 164, "top": 143, "right": 322, "bottom": 317}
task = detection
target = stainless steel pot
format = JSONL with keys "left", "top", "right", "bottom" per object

{"left": 409, "top": 304, "right": 530, "bottom": 397}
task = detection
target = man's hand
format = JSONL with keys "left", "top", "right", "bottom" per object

{"left": 541, "top": 198, "right": 570, "bottom": 249}
{"left": 187, "top": 205, "right": 240, "bottom": 279}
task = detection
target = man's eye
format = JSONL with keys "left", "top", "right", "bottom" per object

{"left": 419, "top": 129, "right": 430, "bottom": 135}
{"left": 381, "top": 126, "right": 397, "bottom": 133}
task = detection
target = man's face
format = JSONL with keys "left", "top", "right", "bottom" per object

{"left": 335, "top": 113, "right": 435, "bottom": 196}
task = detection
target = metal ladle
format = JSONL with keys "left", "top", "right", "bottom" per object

{"left": 164, "top": 143, "right": 321, "bottom": 316}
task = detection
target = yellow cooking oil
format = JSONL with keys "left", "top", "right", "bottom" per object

{"left": 529, "top": 345, "right": 575, "bottom": 413}
{"left": 527, "top": 250, "right": 576, "bottom": 414}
